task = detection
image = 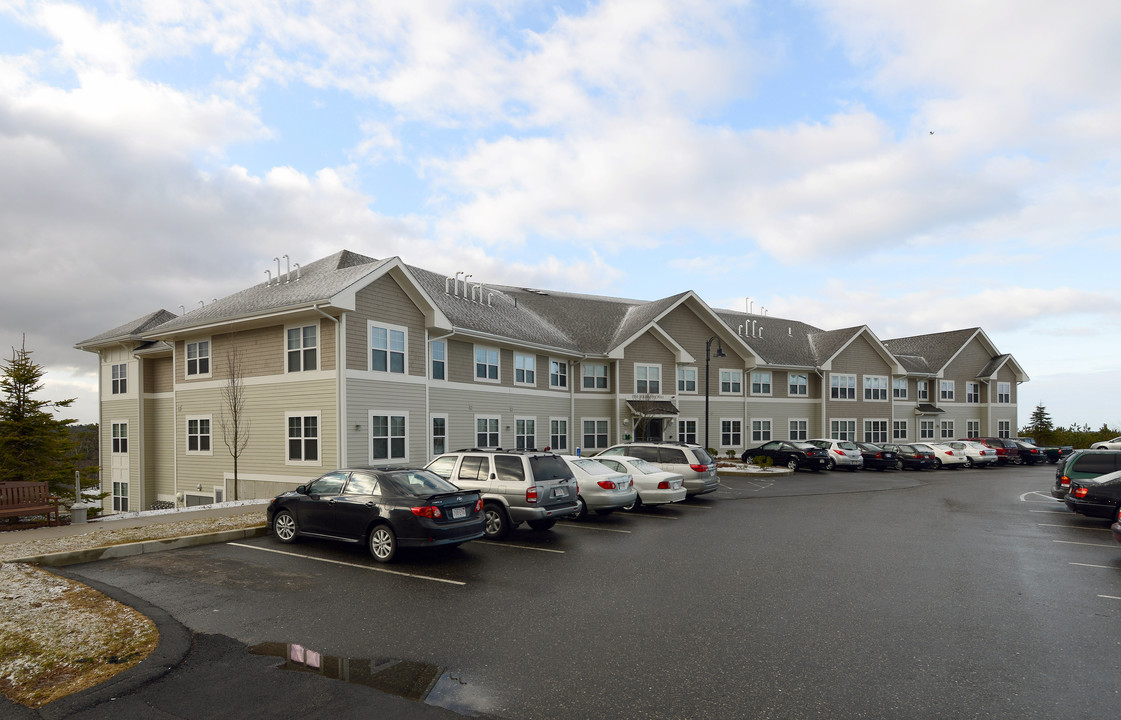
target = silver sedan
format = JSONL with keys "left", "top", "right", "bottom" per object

{"left": 560, "top": 456, "right": 638, "bottom": 519}
{"left": 594, "top": 456, "right": 687, "bottom": 510}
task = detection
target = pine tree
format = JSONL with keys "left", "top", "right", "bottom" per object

{"left": 0, "top": 338, "right": 79, "bottom": 494}
{"left": 1025, "top": 402, "right": 1054, "bottom": 443}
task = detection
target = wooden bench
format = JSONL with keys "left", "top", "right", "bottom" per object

{"left": 0, "top": 482, "right": 61, "bottom": 526}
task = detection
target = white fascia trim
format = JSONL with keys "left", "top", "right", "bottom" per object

{"left": 174, "top": 370, "right": 336, "bottom": 392}
{"left": 822, "top": 326, "right": 905, "bottom": 375}
{"left": 330, "top": 258, "right": 453, "bottom": 332}
{"left": 452, "top": 328, "right": 583, "bottom": 358}
{"left": 145, "top": 306, "right": 337, "bottom": 342}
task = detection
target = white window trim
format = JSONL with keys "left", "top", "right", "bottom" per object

{"left": 919, "top": 419, "right": 936, "bottom": 440}
{"left": 475, "top": 414, "right": 501, "bottom": 449}
{"left": 997, "top": 381, "right": 1011, "bottom": 404}
{"left": 285, "top": 411, "right": 322, "bottom": 467}
{"left": 830, "top": 373, "right": 857, "bottom": 401}
{"left": 514, "top": 353, "right": 537, "bottom": 387}
{"left": 719, "top": 418, "right": 744, "bottom": 448}
{"left": 749, "top": 418, "right": 772, "bottom": 443}
{"left": 369, "top": 321, "right": 408, "bottom": 375}
{"left": 431, "top": 413, "right": 448, "bottom": 457}
{"left": 830, "top": 418, "right": 857, "bottom": 441}
{"left": 549, "top": 416, "right": 569, "bottom": 452}
{"left": 966, "top": 419, "right": 981, "bottom": 439}
{"left": 678, "top": 366, "right": 698, "bottom": 395}
{"left": 581, "top": 363, "right": 610, "bottom": 392}
{"left": 720, "top": 369, "right": 743, "bottom": 396}
{"left": 185, "top": 414, "right": 213, "bottom": 456}
{"left": 284, "top": 322, "right": 319, "bottom": 374}
{"left": 474, "top": 344, "right": 501, "bottom": 384}
{"left": 369, "top": 410, "right": 409, "bottom": 465}
{"left": 939, "top": 419, "right": 955, "bottom": 440}
{"left": 788, "top": 418, "right": 808, "bottom": 441}
{"left": 581, "top": 417, "right": 609, "bottom": 450}
{"left": 111, "top": 362, "right": 128, "bottom": 395}
{"left": 997, "top": 420, "right": 1012, "bottom": 438}
{"left": 185, "top": 338, "right": 213, "bottom": 379}
{"left": 514, "top": 415, "right": 537, "bottom": 450}
{"left": 788, "top": 373, "right": 808, "bottom": 397}
{"left": 939, "top": 379, "right": 955, "bottom": 402}
{"left": 893, "top": 420, "right": 909, "bottom": 440}
{"left": 549, "top": 358, "right": 568, "bottom": 390}
{"left": 430, "top": 340, "right": 447, "bottom": 382}
{"left": 677, "top": 418, "right": 698, "bottom": 445}
{"left": 634, "top": 363, "right": 662, "bottom": 395}
{"left": 864, "top": 419, "right": 889, "bottom": 444}
{"left": 892, "top": 377, "right": 908, "bottom": 400}
{"left": 750, "top": 371, "right": 772, "bottom": 396}
{"left": 966, "top": 381, "right": 980, "bottom": 404}
{"left": 917, "top": 380, "right": 929, "bottom": 401}
{"left": 864, "top": 375, "right": 888, "bottom": 402}
{"left": 111, "top": 420, "right": 129, "bottom": 455}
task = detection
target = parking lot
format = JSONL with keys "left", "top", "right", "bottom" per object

{"left": 62, "top": 463, "right": 1119, "bottom": 719}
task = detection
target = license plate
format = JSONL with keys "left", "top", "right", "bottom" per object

{"left": 553, "top": 487, "right": 567, "bottom": 498}
{"left": 451, "top": 507, "right": 467, "bottom": 519}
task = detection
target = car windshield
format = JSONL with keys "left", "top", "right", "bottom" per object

{"left": 572, "top": 458, "right": 616, "bottom": 476}
{"left": 528, "top": 455, "right": 572, "bottom": 481}
{"left": 382, "top": 470, "right": 460, "bottom": 496}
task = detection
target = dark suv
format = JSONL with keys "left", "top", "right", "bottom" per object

{"left": 1052, "top": 450, "right": 1121, "bottom": 501}
{"left": 596, "top": 442, "right": 719, "bottom": 496}
{"left": 425, "top": 450, "right": 579, "bottom": 539}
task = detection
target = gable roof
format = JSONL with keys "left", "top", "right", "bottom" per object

{"left": 75, "top": 309, "right": 179, "bottom": 349}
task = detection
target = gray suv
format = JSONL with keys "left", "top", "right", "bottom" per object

{"left": 425, "top": 451, "right": 579, "bottom": 540}
{"left": 595, "top": 442, "right": 719, "bottom": 496}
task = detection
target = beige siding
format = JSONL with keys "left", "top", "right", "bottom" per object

{"left": 347, "top": 274, "right": 426, "bottom": 375}
{"left": 447, "top": 339, "right": 475, "bottom": 384}
{"left": 101, "top": 397, "right": 140, "bottom": 514}
{"left": 425, "top": 385, "right": 576, "bottom": 459}
{"left": 824, "top": 335, "right": 894, "bottom": 424}
{"left": 658, "top": 305, "right": 751, "bottom": 373}
{"left": 621, "top": 333, "right": 675, "bottom": 394}
{"left": 346, "top": 378, "right": 428, "bottom": 466}
{"left": 143, "top": 397, "right": 175, "bottom": 500}
{"left": 144, "top": 356, "right": 173, "bottom": 393}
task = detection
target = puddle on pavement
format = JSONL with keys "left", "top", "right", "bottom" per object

{"left": 249, "top": 642, "right": 493, "bottom": 716}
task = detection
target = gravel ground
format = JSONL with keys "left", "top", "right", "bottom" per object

{"left": 0, "top": 507, "right": 267, "bottom": 708}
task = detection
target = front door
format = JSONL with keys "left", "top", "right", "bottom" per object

{"left": 645, "top": 418, "right": 663, "bottom": 441}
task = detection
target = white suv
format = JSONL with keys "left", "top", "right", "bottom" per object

{"left": 806, "top": 439, "right": 864, "bottom": 471}
{"left": 425, "top": 451, "right": 579, "bottom": 540}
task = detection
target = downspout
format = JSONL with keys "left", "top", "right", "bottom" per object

{"left": 97, "top": 350, "right": 106, "bottom": 512}
{"left": 313, "top": 305, "right": 342, "bottom": 467}
{"left": 815, "top": 368, "right": 826, "bottom": 438}
{"left": 614, "top": 360, "right": 621, "bottom": 448}
{"left": 426, "top": 329, "right": 456, "bottom": 461}
{"left": 172, "top": 343, "right": 179, "bottom": 507}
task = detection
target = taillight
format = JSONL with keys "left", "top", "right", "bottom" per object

{"left": 1072, "top": 486, "right": 1088, "bottom": 499}
{"left": 833, "top": 449, "right": 844, "bottom": 456}
{"left": 411, "top": 505, "right": 443, "bottom": 519}
{"left": 597, "top": 480, "right": 617, "bottom": 490}
{"left": 657, "top": 480, "right": 671, "bottom": 489}
{"left": 946, "top": 451, "right": 954, "bottom": 456}
{"left": 474, "top": 498, "right": 483, "bottom": 512}
{"left": 690, "top": 464, "right": 708, "bottom": 472}
{"left": 1059, "top": 475, "right": 1070, "bottom": 487}
{"left": 526, "top": 486, "right": 538, "bottom": 504}
{"left": 875, "top": 453, "right": 883, "bottom": 459}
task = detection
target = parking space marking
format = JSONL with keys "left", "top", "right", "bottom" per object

{"left": 1053, "top": 540, "right": 1119, "bottom": 549}
{"left": 1099, "top": 595, "right": 1121, "bottom": 600}
{"left": 556, "top": 522, "right": 632, "bottom": 534}
{"left": 476, "top": 541, "right": 565, "bottom": 553}
{"left": 1029, "top": 510, "right": 1069, "bottom": 514}
{"left": 228, "top": 543, "right": 466, "bottom": 585}
{"left": 624, "top": 512, "right": 679, "bottom": 520}
{"left": 1038, "top": 524, "right": 1112, "bottom": 532}
{"left": 1020, "top": 491, "right": 1056, "bottom": 502}
{"left": 674, "top": 503, "right": 713, "bottom": 509}
{"left": 1069, "top": 563, "right": 1117, "bottom": 570}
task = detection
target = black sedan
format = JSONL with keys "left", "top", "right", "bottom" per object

{"left": 742, "top": 441, "right": 829, "bottom": 472}
{"left": 882, "top": 443, "right": 935, "bottom": 470}
{"left": 1064, "top": 469, "right": 1121, "bottom": 520}
{"left": 855, "top": 442, "right": 899, "bottom": 471}
{"left": 267, "top": 467, "right": 484, "bottom": 562}
{"left": 1010, "top": 441, "right": 1047, "bottom": 465}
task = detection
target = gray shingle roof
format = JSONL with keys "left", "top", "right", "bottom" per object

{"left": 883, "top": 328, "right": 979, "bottom": 374}
{"left": 712, "top": 310, "right": 825, "bottom": 366}
{"left": 75, "top": 309, "right": 179, "bottom": 348}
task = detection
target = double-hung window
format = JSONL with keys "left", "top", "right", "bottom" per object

{"left": 550, "top": 360, "right": 567, "bottom": 389}
{"left": 917, "top": 380, "right": 929, "bottom": 400}
{"left": 966, "top": 382, "right": 980, "bottom": 403}
{"left": 550, "top": 419, "right": 568, "bottom": 451}
{"left": 371, "top": 324, "right": 406, "bottom": 374}
{"left": 789, "top": 419, "right": 808, "bottom": 441}
{"left": 997, "top": 382, "right": 1011, "bottom": 403}
{"left": 475, "top": 347, "right": 499, "bottom": 381}
{"left": 186, "top": 340, "right": 210, "bottom": 377}
{"left": 678, "top": 419, "right": 697, "bottom": 445}
{"left": 830, "top": 420, "right": 856, "bottom": 441}
{"left": 583, "top": 419, "right": 608, "bottom": 449}
{"left": 722, "top": 419, "right": 743, "bottom": 447}
{"left": 678, "top": 368, "right": 697, "bottom": 393}
{"left": 940, "top": 380, "right": 955, "bottom": 401}
{"left": 919, "top": 420, "right": 935, "bottom": 440}
{"left": 371, "top": 412, "right": 407, "bottom": 462}
{"left": 721, "top": 370, "right": 742, "bottom": 394}
{"left": 432, "top": 415, "right": 447, "bottom": 455}
{"left": 966, "top": 420, "right": 980, "bottom": 438}
{"left": 940, "top": 420, "right": 955, "bottom": 439}
{"left": 111, "top": 363, "right": 127, "bottom": 394}
{"left": 892, "top": 378, "right": 907, "bottom": 399}
{"left": 864, "top": 420, "right": 888, "bottom": 444}
{"left": 635, "top": 364, "right": 660, "bottom": 394}
{"left": 287, "top": 325, "right": 318, "bottom": 372}
{"left": 751, "top": 419, "right": 771, "bottom": 443}
{"left": 431, "top": 341, "right": 446, "bottom": 380}
{"left": 998, "top": 420, "right": 1011, "bottom": 438}
{"left": 751, "top": 371, "right": 771, "bottom": 395}
{"left": 515, "top": 417, "right": 536, "bottom": 450}
{"left": 287, "top": 413, "right": 320, "bottom": 464}
{"left": 583, "top": 363, "right": 608, "bottom": 390}
{"left": 893, "top": 420, "right": 908, "bottom": 440}
{"left": 830, "top": 374, "right": 856, "bottom": 400}
{"left": 476, "top": 416, "right": 500, "bottom": 448}
{"left": 789, "top": 374, "right": 807, "bottom": 396}
{"left": 515, "top": 354, "right": 536, "bottom": 385}
{"left": 864, "top": 376, "right": 888, "bottom": 401}
{"left": 187, "top": 416, "right": 212, "bottom": 454}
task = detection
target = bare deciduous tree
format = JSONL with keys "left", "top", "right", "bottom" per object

{"left": 219, "top": 347, "right": 251, "bottom": 501}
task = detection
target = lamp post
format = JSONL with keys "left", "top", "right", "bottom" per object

{"left": 704, "top": 336, "right": 727, "bottom": 451}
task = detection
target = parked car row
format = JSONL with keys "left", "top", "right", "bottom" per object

{"left": 740, "top": 439, "right": 1010, "bottom": 472}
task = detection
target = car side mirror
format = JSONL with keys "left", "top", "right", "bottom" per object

{"left": 296, "top": 485, "right": 308, "bottom": 495}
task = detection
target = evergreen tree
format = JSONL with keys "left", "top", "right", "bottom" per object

{"left": 0, "top": 338, "right": 78, "bottom": 494}
{"left": 1024, "top": 402, "right": 1054, "bottom": 444}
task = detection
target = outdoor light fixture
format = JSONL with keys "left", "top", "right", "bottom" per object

{"left": 704, "top": 336, "right": 727, "bottom": 451}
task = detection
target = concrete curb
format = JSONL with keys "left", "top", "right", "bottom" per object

{"left": 718, "top": 467, "right": 794, "bottom": 478}
{"left": 9, "top": 526, "right": 269, "bottom": 567}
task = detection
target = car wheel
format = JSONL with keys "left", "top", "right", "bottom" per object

{"left": 483, "top": 502, "right": 511, "bottom": 540}
{"left": 895, "top": 461, "right": 904, "bottom": 471}
{"left": 786, "top": 457, "right": 799, "bottom": 471}
{"left": 933, "top": 458, "right": 942, "bottom": 469}
{"left": 624, "top": 495, "right": 643, "bottom": 512}
{"left": 368, "top": 524, "right": 397, "bottom": 563}
{"left": 824, "top": 457, "right": 836, "bottom": 471}
{"left": 527, "top": 519, "right": 556, "bottom": 531}
{"left": 595, "top": 509, "right": 614, "bottom": 516}
{"left": 962, "top": 457, "right": 973, "bottom": 468}
{"left": 571, "top": 495, "right": 588, "bottom": 521}
{"left": 1011, "top": 456, "right": 1023, "bottom": 465}
{"left": 272, "top": 510, "right": 298, "bottom": 543}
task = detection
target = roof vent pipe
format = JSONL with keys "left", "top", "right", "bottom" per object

{"left": 455, "top": 271, "right": 464, "bottom": 297}
{"left": 788, "top": 327, "right": 792, "bottom": 337}
{"left": 283, "top": 255, "right": 290, "bottom": 283}
{"left": 178, "top": 304, "right": 185, "bottom": 315}
{"left": 293, "top": 263, "right": 300, "bottom": 281}
{"left": 274, "top": 257, "right": 281, "bottom": 284}
{"left": 264, "top": 269, "right": 272, "bottom": 285}
{"left": 738, "top": 324, "right": 744, "bottom": 336}
{"left": 464, "top": 275, "right": 473, "bottom": 300}
{"left": 487, "top": 292, "right": 494, "bottom": 306}
{"left": 445, "top": 277, "right": 453, "bottom": 295}
{"left": 759, "top": 327, "right": 763, "bottom": 338}
{"left": 198, "top": 300, "right": 205, "bottom": 308}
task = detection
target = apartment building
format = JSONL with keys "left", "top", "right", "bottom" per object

{"left": 76, "top": 250, "right": 1027, "bottom": 512}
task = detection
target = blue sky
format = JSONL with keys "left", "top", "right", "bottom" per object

{"left": 1, "top": 0, "right": 1119, "bottom": 429}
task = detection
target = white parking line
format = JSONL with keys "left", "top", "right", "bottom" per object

{"left": 1038, "top": 524, "right": 1112, "bottom": 532}
{"left": 476, "top": 541, "right": 565, "bottom": 553}
{"left": 1020, "top": 491, "right": 1056, "bottom": 502}
{"left": 1100, "top": 595, "right": 1121, "bottom": 600}
{"left": 1053, "top": 540, "right": 1119, "bottom": 549}
{"left": 556, "top": 522, "right": 632, "bottom": 534}
{"left": 624, "top": 512, "right": 679, "bottom": 520}
{"left": 673, "top": 503, "right": 712, "bottom": 509}
{"left": 228, "top": 543, "right": 466, "bottom": 585}
{"left": 1029, "top": 510, "right": 1069, "bottom": 514}
{"left": 1069, "top": 563, "right": 1117, "bottom": 570}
